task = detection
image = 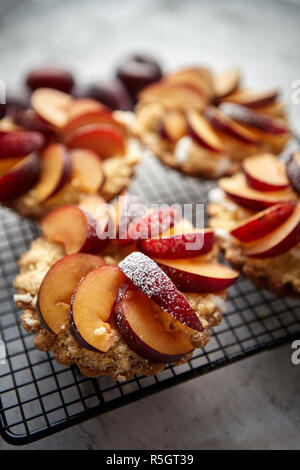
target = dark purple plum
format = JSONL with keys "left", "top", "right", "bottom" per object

{"left": 117, "top": 53, "right": 162, "bottom": 101}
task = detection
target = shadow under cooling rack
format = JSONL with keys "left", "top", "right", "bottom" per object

{"left": 1, "top": 151, "right": 300, "bottom": 445}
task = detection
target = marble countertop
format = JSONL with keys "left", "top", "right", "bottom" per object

{"left": 0, "top": 0, "right": 299, "bottom": 450}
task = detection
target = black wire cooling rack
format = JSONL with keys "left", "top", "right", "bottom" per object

{"left": 1, "top": 149, "right": 300, "bottom": 445}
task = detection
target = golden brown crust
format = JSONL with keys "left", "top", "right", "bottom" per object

{"left": 3, "top": 112, "right": 141, "bottom": 220}
{"left": 14, "top": 219, "right": 226, "bottom": 381}
{"left": 208, "top": 201, "right": 300, "bottom": 297}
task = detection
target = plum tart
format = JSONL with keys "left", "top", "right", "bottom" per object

{"left": 0, "top": 88, "right": 140, "bottom": 219}
{"left": 14, "top": 193, "right": 238, "bottom": 380}
{"left": 208, "top": 153, "right": 300, "bottom": 295}
{"left": 134, "top": 66, "right": 290, "bottom": 178}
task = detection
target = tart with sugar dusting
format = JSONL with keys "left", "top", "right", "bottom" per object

{"left": 14, "top": 193, "right": 238, "bottom": 381}
{"left": 207, "top": 153, "right": 300, "bottom": 296}
{"left": 134, "top": 66, "right": 290, "bottom": 178}
{"left": 0, "top": 88, "right": 140, "bottom": 219}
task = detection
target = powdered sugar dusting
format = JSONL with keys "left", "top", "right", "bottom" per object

{"left": 119, "top": 252, "right": 202, "bottom": 331}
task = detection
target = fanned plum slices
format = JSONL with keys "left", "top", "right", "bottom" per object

{"left": 37, "top": 253, "right": 104, "bottom": 334}
{"left": 244, "top": 201, "right": 300, "bottom": 259}
{"left": 138, "top": 230, "right": 214, "bottom": 259}
{"left": 0, "top": 130, "right": 46, "bottom": 158}
{"left": 114, "top": 282, "right": 193, "bottom": 363}
{"left": 220, "top": 102, "right": 289, "bottom": 135}
{"left": 230, "top": 201, "right": 297, "bottom": 243}
{"left": 69, "top": 266, "right": 126, "bottom": 352}
{"left": 243, "top": 154, "right": 290, "bottom": 192}
{"left": 119, "top": 252, "right": 203, "bottom": 332}
{"left": 40, "top": 204, "right": 110, "bottom": 254}
{"left": 204, "top": 106, "right": 259, "bottom": 144}
{"left": 156, "top": 258, "right": 239, "bottom": 293}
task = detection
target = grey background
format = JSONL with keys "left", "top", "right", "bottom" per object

{"left": 0, "top": 0, "right": 300, "bottom": 450}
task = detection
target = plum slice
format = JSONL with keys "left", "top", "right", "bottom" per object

{"left": 187, "top": 110, "right": 224, "bottom": 152}
{"left": 231, "top": 201, "right": 297, "bottom": 243}
{"left": 31, "top": 88, "right": 74, "bottom": 128}
{"left": 156, "top": 258, "right": 239, "bottom": 293}
{"left": 244, "top": 201, "right": 300, "bottom": 259}
{"left": 34, "top": 143, "right": 72, "bottom": 202}
{"left": 68, "top": 98, "right": 106, "bottom": 119}
{"left": 213, "top": 68, "right": 240, "bottom": 100}
{"left": 71, "top": 149, "right": 105, "bottom": 193}
{"left": 118, "top": 206, "right": 180, "bottom": 246}
{"left": 0, "top": 130, "right": 46, "bottom": 158}
{"left": 222, "top": 89, "right": 278, "bottom": 108}
{"left": 40, "top": 204, "right": 110, "bottom": 254}
{"left": 65, "top": 124, "right": 125, "bottom": 159}
{"left": 119, "top": 252, "right": 202, "bottom": 332}
{"left": 114, "top": 282, "right": 194, "bottom": 363}
{"left": 10, "top": 109, "right": 53, "bottom": 135}
{"left": 138, "top": 230, "right": 214, "bottom": 259}
{"left": 60, "top": 108, "right": 126, "bottom": 140}
{"left": 139, "top": 82, "right": 208, "bottom": 112}
{"left": 0, "top": 156, "right": 24, "bottom": 177}
{"left": 0, "top": 152, "right": 41, "bottom": 201}
{"left": 243, "top": 154, "right": 290, "bottom": 192}
{"left": 220, "top": 102, "right": 289, "bottom": 135}
{"left": 37, "top": 253, "right": 104, "bottom": 334}
{"left": 219, "top": 174, "right": 296, "bottom": 211}
{"left": 69, "top": 265, "right": 126, "bottom": 352}
{"left": 166, "top": 67, "right": 213, "bottom": 100}
{"left": 160, "top": 110, "right": 187, "bottom": 142}
{"left": 204, "top": 106, "right": 259, "bottom": 144}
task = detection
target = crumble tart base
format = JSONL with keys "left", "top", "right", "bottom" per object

{"left": 14, "top": 235, "right": 225, "bottom": 381}
{"left": 134, "top": 102, "right": 289, "bottom": 179}
{"left": 208, "top": 201, "right": 300, "bottom": 297}
{"left": 4, "top": 112, "right": 141, "bottom": 219}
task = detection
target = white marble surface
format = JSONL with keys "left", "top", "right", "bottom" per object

{"left": 0, "top": 0, "right": 300, "bottom": 450}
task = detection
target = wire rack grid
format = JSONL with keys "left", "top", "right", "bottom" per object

{"left": 0, "top": 150, "right": 300, "bottom": 445}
